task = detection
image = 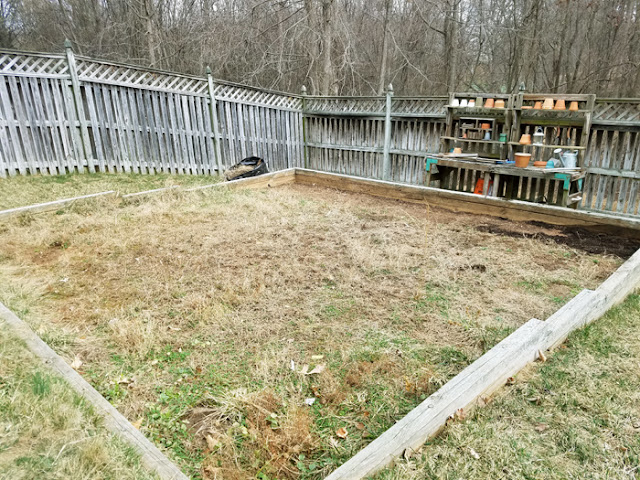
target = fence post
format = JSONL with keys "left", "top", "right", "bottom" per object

{"left": 382, "top": 83, "right": 393, "bottom": 181}
{"left": 64, "top": 40, "right": 94, "bottom": 173}
{"left": 301, "top": 85, "right": 308, "bottom": 170}
{"left": 206, "top": 67, "right": 224, "bottom": 177}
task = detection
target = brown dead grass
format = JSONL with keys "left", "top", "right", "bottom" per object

{"left": 0, "top": 182, "right": 635, "bottom": 478}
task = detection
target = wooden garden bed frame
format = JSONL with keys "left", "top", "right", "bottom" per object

{"left": 1, "top": 168, "right": 639, "bottom": 480}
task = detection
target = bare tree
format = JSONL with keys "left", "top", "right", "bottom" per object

{"left": 3, "top": 0, "right": 639, "bottom": 96}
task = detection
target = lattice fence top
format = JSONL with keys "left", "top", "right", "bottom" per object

{"left": 304, "top": 97, "right": 387, "bottom": 114}
{"left": 303, "top": 96, "right": 448, "bottom": 117}
{"left": 593, "top": 99, "right": 640, "bottom": 125}
{"left": 392, "top": 97, "right": 447, "bottom": 117}
{"left": 76, "top": 58, "right": 209, "bottom": 96}
{"left": 77, "top": 57, "right": 301, "bottom": 108}
{"left": 0, "top": 51, "right": 69, "bottom": 78}
{"left": 213, "top": 83, "right": 301, "bottom": 110}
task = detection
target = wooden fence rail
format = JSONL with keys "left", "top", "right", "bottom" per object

{"left": 0, "top": 46, "right": 304, "bottom": 177}
{"left": 0, "top": 46, "right": 637, "bottom": 218}
{"left": 302, "top": 92, "right": 640, "bottom": 217}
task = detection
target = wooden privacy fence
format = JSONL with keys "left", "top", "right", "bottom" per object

{"left": 0, "top": 46, "right": 638, "bottom": 218}
{"left": 301, "top": 90, "right": 640, "bottom": 217}
{"left": 0, "top": 46, "right": 304, "bottom": 177}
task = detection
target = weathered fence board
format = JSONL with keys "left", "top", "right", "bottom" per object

{"left": 0, "top": 49, "right": 304, "bottom": 177}
{"left": 0, "top": 48, "right": 637, "bottom": 219}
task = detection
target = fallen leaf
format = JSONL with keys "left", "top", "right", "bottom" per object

{"left": 477, "top": 396, "right": 490, "bottom": 407}
{"left": 404, "top": 377, "right": 414, "bottom": 393}
{"left": 205, "top": 434, "right": 220, "bottom": 451}
{"left": 469, "top": 447, "right": 480, "bottom": 460}
{"left": 362, "top": 410, "right": 370, "bottom": 418}
{"left": 71, "top": 355, "right": 83, "bottom": 370}
{"left": 534, "top": 423, "right": 548, "bottom": 432}
{"left": 538, "top": 350, "right": 547, "bottom": 362}
{"left": 303, "top": 364, "right": 325, "bottom": 375}
{"left": 311, "top": 386, "right": 321, "bottom": 397}
{"left": 195, "top": 366, "right": 203, "bottom": 375}
{"left": 336, "top": 427, "right": 348, "bottom": 439}
{"left": 131, "top": 418, "right": 144, "bottom": 430}
{"left": 455, "top": 408, "right": 466, "bottom": 420}
{"left": 355, "top": 422, "right": 365, "bottom": 430}
{"left": 526, "top": 396, "right": 541, "bottom": 405}
{"left": 506, "top": 376, "right": 516, "bottom": 385}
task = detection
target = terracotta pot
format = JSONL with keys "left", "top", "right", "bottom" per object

{"left": 569, "top": 101, "right": 579, "bottom": 111}
{"left": 519, "top": 133, "right": 532, "bottom": 145}
{"left": 515, "top": 153, "right": 532, "bottom": 168}
{"left": 522, "top": 106, "right": 533, "bottom": 109}
{"left": 481, "top": 123, "right": 491, "bottom": 130}
{"left": 534, "top": 101, "right": 543, "bottom": 109}
{"left": 453, "top": 147, "right": 463, "bottom": 154}
{"left": 554, "top": 99, "right": 566, "bottom": 110}
{"left": 542, "top": 98, "right": 554, "bottom": 110}
{"left": 533, "top": 161, "right": 547, "bottom": 168}
{"left": 495, "top": 99, "right": 506, "bottom": 108}
{"left": 484, "top": 98, "right": 495, "bottom": 108}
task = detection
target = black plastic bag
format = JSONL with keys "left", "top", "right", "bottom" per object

{"left": 224, "top": 156, "right": 268, "bottom": 181}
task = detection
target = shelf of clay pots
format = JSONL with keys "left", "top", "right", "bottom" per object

{"left": 517, "top": 109, "right": 588, "bottom": 125}
{"left": 508, "top": 142, "right": 587, "bottom": 150}
{"left": 448, "top": 107, "right": 509, "bottom": 116}
{"left": 443, "top": 136, "right": 507, "bottom": 145}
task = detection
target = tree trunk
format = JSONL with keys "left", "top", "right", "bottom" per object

{"left": 320, "top": 0, "right": 335, "bottom": 95}
{"left": 378, "top": 0, "right": 392, "bottom": 95}
{"left": 444, "top": 0, "right": 459, "bottom": 92}
{"left": 144, "top": 0, "right": 157, "bottom": 66}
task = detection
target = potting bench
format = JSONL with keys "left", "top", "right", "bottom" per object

{"left": 425, "top": 155, "right": 585, "bottom": 207}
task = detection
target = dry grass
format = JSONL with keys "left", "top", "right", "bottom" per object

{"left": 377, "top": 293, "right": 640, "bottom": 480}
{"left": 0, "top": 172, "right": 219, "bottom": 210}
{"left": 0, "top": 326, "right": 157, "bottom": 480}
{"left": 0, "top": 179, "right": 636, "bottom": 479}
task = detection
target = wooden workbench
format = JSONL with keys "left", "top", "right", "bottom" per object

{"left": 425, "top": 155, "right": 585, "bottom": 207}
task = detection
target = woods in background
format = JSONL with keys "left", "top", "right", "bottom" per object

{"left": 1, "top": 0, "right": 639, "bottom": 96}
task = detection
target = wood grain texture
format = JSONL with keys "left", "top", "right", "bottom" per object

{"left": 294, "top": 169, "right": 640, "bottom": 233}
{"left": 0, "top": 190, "right": 116, "bottom": 220}
{"left": 0, "top": 302, "right": 188, "bottom": 480}
{"left": 326, "top": 244, "right": 640, "bottom": 480}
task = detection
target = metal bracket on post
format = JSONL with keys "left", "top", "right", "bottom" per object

{"left": 64, "top": 40, "right": 94, "bottom": 173}
{"left": 206, "top": 67, "right": 224, "bottom": 177}
{"left": 301, "top": 85, "right": 308, "bottom": 170}
{"left": 382, "top": 83, "right": 393, "bottom": 181}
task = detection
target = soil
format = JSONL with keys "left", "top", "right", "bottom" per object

{"left": 0, "top": 182, "right": 630, "bottom": 479}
